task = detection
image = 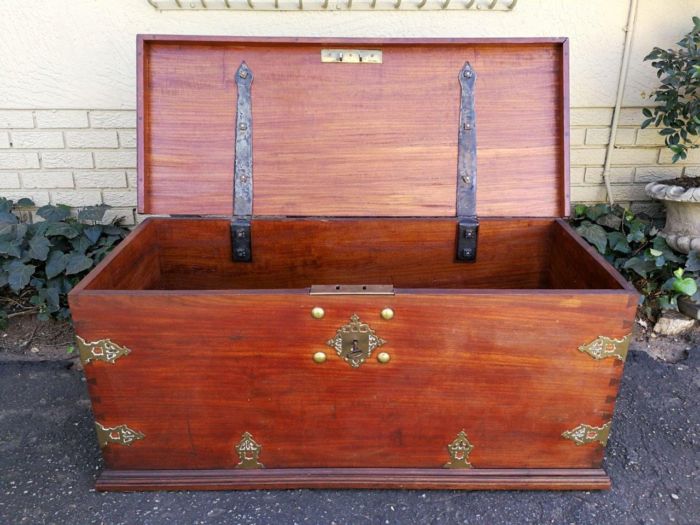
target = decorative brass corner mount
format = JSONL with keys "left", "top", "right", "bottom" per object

{"left": 444, "top": 430, "right": 474, "bottom": 469}
{"left": 95, "top": 422, "right": 144, "bottom": 448}
{"left": 235, "top": 432, "right": 264, "bottom": 469}
{"left": 578, "top": 334, "right": 630, "bottom": 362}
{"left": 561, "top": 422, "right": 611, "bottom": 446}
{"left": 326, "top": 314, "right": 386, "bottom": 368}
{"left": 76, "top": 336, "right": 131, "bottom": 365}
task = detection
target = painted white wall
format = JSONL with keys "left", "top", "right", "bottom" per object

{"left": 0, "top": 0, "right": 696, "bottom": 110}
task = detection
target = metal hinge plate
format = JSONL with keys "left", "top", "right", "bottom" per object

{"left": 456, "top": 217, "right": 479, "bottom": 262}
{"left": 456, "top": 62, "right": 479, "bottom": 263}
{"left": 310, "top": 284, "right": 395, "bottom": 295}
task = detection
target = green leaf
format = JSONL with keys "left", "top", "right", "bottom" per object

{"left": 0, "top": 211, "right": 18, "bottom": 224}
{"left": 64, "top": 254, "right": 93, "bottom": 275}
{"left": 623, "top": 257, "right": 657, "bottom": 278}
{"left": 28, "top": 235, "right": 51, "bottom": 261}
{"left": 596, "top": 213, "right": 622, "bottom": 230}
{"left": 649, "top": 248, "right": 663, "bottom": 257}
{"left": 83, "top": 225, "right": 103, "bottom": 244}
{"left": 673, "top": 276, "right": 698, "bottom": 296}
{"left": 0, "top": 240, "right": 21, "bottom": 258}
{"left": 37, "top": 204, "right": 71, "bottom": 223}
{"left": 7, "top": 260, "right": 35, "bottom": 292}
{"left": 39, "top": 287, "right": 60, "bottom": 313}
{"left": 45, "top": 222, "right": 79, "bottom": 239}
{"left": 585, "top": 203, "right": 610, "bottom": 221}
{"left": 45, "top": 251, "right": 68, "bottom": 279}
{"left": 70, "top": 235, "right": 92, "bottom": 254}
{"left": 15, "top": 198, "right": 34, "bottom": 207}
{"left": 607, "top": 231, "right": 631, "bottom": 254}
{"left": 673, "top": 267, "right": 684, "bottom": 279}
{"left": 77, "top": 204, "right": 110, "bottom": 222}
{"left": 685, "top": 250, "right": 700, "bottom": 272}
{"left": 0, "top": 198, "right": 11, "bottom": 213}
{"left": 576, "top": 222, "right": 608, "bottom": 254}
{"left": 642, "top": 107, "right": 653, "bottom": 117}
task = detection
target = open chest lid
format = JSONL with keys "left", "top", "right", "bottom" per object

{"left": 138, "top": 36, "right": 569, "bottom": 219}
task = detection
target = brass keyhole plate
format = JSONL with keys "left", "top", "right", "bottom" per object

{"left": 326, "top": 314, "right": 386, "bottom": 368}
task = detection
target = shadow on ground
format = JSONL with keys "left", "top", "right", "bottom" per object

{"left": 0, "top": 349, "right": 698, "bottom": 525}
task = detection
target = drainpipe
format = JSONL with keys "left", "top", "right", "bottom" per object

{"left": 602, "top": 0, "right": 639, "bottom": 205}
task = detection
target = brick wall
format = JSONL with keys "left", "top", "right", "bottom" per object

{"left": 0, "top": 109, "right": 137, "bottom": 224}
{"left": 1, "top": 107, "right": 699, "bottom": 221}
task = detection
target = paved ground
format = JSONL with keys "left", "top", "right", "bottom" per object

{"left": 0, "top": 349, "right": 698, "bottom": 525}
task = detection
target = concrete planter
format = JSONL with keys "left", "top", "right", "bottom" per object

{"left": 645, "top": 180, "right": 700, "bottom": 253}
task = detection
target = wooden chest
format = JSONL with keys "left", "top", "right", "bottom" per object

{"left": 68, "top": 36, "right": 638, "bottom": 491}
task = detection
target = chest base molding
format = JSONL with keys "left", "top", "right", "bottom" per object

{"left": 95, "top": 468, "right": 611, "bottom": 492}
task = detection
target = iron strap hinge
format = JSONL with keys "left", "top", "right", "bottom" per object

{"left": 456, "top": 62, "right": 479, "bottom": 263}
{"left": 232, "top": 61, "right": 254, "bottom": 262}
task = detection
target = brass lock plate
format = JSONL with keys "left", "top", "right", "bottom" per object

{"left": 326, "top": 314, "right": 386, "bottom": 368}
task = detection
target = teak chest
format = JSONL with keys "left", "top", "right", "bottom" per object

{"left": 68, "top": 36, "right": 638, "bottom": 491}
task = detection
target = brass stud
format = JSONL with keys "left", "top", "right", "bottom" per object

{"left": 380, "top": 307, "right": 394, "bottom": 320}
{"left": 311, "top": 307, "right": 325, "bottom": 319}
{"left": 313, "top": 351, "right": 327, "bottom": 364}
{"left": 377, "top": 352, "right": 391, "bottom": 364}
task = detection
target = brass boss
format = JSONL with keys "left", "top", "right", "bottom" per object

{"left": 377, "top": 352, "right": 391, "bottom": 364}
{"left": 311, "top": 307, "right": 325, "bottom": 319}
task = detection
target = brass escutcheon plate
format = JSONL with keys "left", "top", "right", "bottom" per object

{"left": 326, "top": 314, "right": 386, "bottom": 368}
{"left": 234, "top": 432, "right": 264, "bottom": 469}
{"left": 76, "top": 336, "right": 131, "bottom": 365}
{"left": 561, "top": 422, "right": 611, "bottom": 446}
{"left": 444, "top": 430, "right": 474, "bottom": 469}
{"left": 95, "top": 422, "right": 144, "bottom": 448}
{"left": 578, "top": 335, "right": 631, "bottom": 362}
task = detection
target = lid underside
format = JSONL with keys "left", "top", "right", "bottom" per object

{"left": 138, "top": 37, "right": 569, "bottom": 218}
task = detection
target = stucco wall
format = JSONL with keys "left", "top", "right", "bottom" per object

{"left": 0, "top": 0, "right": 698, "bottom": 222}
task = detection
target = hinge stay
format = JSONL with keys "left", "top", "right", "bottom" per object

{"left": 456, "top": 62, "right": 479, "bottom": 262}
{"left": 232, "top": 61, "right": 254, "bottom": 262}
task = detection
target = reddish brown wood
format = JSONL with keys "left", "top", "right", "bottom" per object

{"left": 96, "top": 468, "right": 611, "bottom": 491}
{"left": 138, "top": 37, "right": 568, "bottom": 218}
{"left": 75, "top": 218, "right": 631, "bottom": 293}
{"left": 79, "top": 219, "right": 160, "bottom": 291}
{"left": 548, "top": 220, "right": 636, "bottom": 292}
{"left": 561, "top": 38, "right": 571, "bottom": 215}
{"left": 70, "top": 287, "right": 634, "bottom": 471}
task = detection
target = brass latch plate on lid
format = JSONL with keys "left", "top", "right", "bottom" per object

{"left": 310, "top": 284, "right": 394, "bottom": 295}
{"left": 321, "top": 49, "right": 382, "bottom": 64}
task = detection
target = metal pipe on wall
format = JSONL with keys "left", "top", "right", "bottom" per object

{"left": 602, "top": 0, "right": 639, "bottom": 205}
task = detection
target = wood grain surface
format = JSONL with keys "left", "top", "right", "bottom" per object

{"left": 138, "top": 37, "right": 568, "bottom": 218}
{"left": 74, "top": 218, "right": 632, "bottom": 292}
{"left": 71, "top": 288, "right": 634, "bottom": 471}
{"left": 96, "top": 468, "right": 611, "bottom": 491}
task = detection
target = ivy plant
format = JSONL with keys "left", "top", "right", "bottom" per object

{"left": 0, "top": 197, "right": 129, "bottom": 328}
{"left": 642, "top": 16, "right": 700, "bottom": 163}
{"left": 571, "top": 203, "right": 699, "bottom": 319}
